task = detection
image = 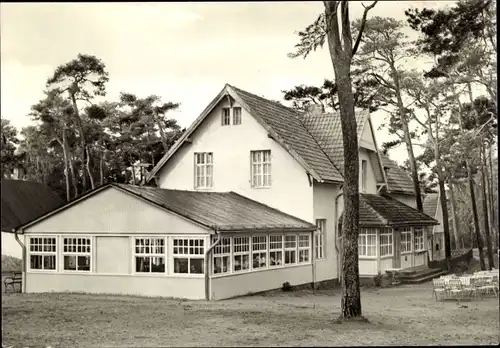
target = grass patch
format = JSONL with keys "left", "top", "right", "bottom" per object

{"left": 2, "top": 282, "right": 499, "bottom": 347}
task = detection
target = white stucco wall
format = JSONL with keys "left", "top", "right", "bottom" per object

{"left": 359, "top": 259, "right": 377, "bottom": 275}
{"left": 25, "top": 273, "right": 205, "bottom": 299}
{"left": 359, "top": 148, "right": 379, "bottom": 194}
{"left": 359, "top": 119, "right": 376, "bottom": 151}
{"left": 1, "top": 231, "right": 22, "bottom": 259}
{"left": 23, "top": 187, "right": 211, "bottom": 235}
{"left": 157, "top": 99, "right": 314, "bottom": 222}
{"left": 211, "top": 265, "right": 312, "bottom": 300}
{"left": 313, "top": 183, "right": 339, "bottom": 281}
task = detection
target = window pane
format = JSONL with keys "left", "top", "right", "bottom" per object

{"left": 174, "top": 258, "right": 189, "bottom": 273}
{"left": 214, "top": 255, "right": 230, "bottom": 274}
{"left": 43, "top": 255, "right": 56, "bottom": 270}
{"left": 64, "top": 255, "right": 77, "bottom": 270}
{"left": 30, "top": 255, "right": 43, "bottom": 270}
{"left": 190, "top": 258, "right": 204, "bottom": 274}
{"left": 270, "top": 251, "right": 282, "bottom": 266}
{"left": 77, "top": 256, "right": 90, "bottom": 271}
{"left": 285, "top": 250, "right": 296, "bottom": 264}
{"left": 299, "top": 250, "right": 309, "bottom": 263}
{"left": 252, "top": 252, "right": 267, "bottom": 268}
{"left": 151, "top": 257, "right": 165, "bottom": 273}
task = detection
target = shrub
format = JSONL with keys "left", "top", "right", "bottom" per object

{"left": 374, "top": 272, "right": 383, "bottom": 287}
{"left": 282, "top": 281, "right": 293, "bottom": 292}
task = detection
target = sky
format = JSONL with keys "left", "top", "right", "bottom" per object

{"left": 1, "top": 1, "right": 454, "bottom": 164}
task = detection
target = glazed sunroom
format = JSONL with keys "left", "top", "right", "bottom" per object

{"left": 339, "top": 194, "right": 439, "bottom": 276}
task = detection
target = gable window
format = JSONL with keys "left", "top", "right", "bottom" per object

{"left": 269, "top": 235, "right": 283, "bottom": 267}
{"left": 29, "top": 237, "right": 57, "bottom": 271}
{"left": 194, "top": 152, "right": 213, "bottom": 189}
{"left": 379, "top": 229, "right": 393, "bottom": 257}
{"left": 63, "top": 237, "right": 91, "bottom": 271}
{"left": 284, "top": 235, "right": 297, "bottom": 264}
{"left": 400, "top": 228, "right": 412, "bottom": 253}
{"left": 252, "top": 235, "right": 267, "bottom": 269}
{"left": 233, "top": 236, "right": 250, "bottom": 272}
{"left": 251, "top": 150, "right": 271, "bottom": 188}
{"left": 358, "top": 228, "right": 377, "bottom": 257}
{"left": 173, "top": 238, "right": 204, "bottom": 274}
{"left": 213, "top": 236, "right": 231, "bottom": 274}
{"left": 315, "top": 219, "right": 326, "bottom": 259}
{"left": 361, "top": 159, "right": 367, "bottom": 192}
{"left": 233, "top": 107, "right": 242, "bottom": 125}
{"left": 134, "top": 238, "right": 165, "bottom": 273}
{"left": 414, "top": 227, "right": 425, "bottom": 252}
{"left": 221, "top": 108, "right": 231, "bottom": 126}
{"left": 298, "top": 234, "right": 310, "bottom": 263}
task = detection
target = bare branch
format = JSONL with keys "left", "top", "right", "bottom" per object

{"left": 352, "top": 1, "right": 378, "bottom": 56}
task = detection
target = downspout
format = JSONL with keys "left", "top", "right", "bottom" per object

{"left": 334, "top": 185, "right": 344, "bottom": 283}
{"left": 204, "top": 226, "right": 221, "bottom": 301}
{"left": 13, "top": 228, "right": 27, "bottom": 293}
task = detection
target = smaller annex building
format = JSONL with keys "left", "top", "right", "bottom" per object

{"left": 16, "top": 184, "right": 317, "bottom": 300}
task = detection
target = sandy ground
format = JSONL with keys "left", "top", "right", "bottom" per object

{"left": 2, "top": 282, "right": 499, "bottom": 347}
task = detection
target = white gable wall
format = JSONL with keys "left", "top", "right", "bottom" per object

{"left": 158, "top": 99, "right": 314, "bottom": 222}
{"left": 359, "top": 148, "right": 378, "bottom": 194}
{"left": 23, "top": 187, "right": 210, "bottom": 235}
{"left": 359, "top": 119, "right": 376, "bottom": 151}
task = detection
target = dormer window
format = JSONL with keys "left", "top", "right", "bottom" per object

{"left": 233, "top": 107, "right": 242, "bottom": 125}
{"left": 221, "top": 108, "right": 231, "bottom": 126}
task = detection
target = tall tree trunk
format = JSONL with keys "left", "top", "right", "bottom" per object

{"left": 100, "top": 150, "right": 104, "bottom": 186}
{"left": 85, "top": 146, "right": 95, "bottom": 190}
{"left": 131, "top": 163, "right": 136, "bottom": 185}
{"left": 69, "top": 154, "right": 78, "bottom": 199}
{"left": 487, "top": 144, "right": 498, "bottom": 248}
{"left": 60, "top": 130, "right": 71, "bottom": 202}
{"left": 390, "top": 65, "right": 423, "bottom": 212}
{"left": 480, "top": 145, "right": 494, "bottom": 269}
{"left": 449, "top": 181, "right": 461, "bottom": 249}
{"left": 69, "top": 86, "right": 87, "bottom": 193}
{"left": 456, "top": 95, "right": 486, "bottom": 270}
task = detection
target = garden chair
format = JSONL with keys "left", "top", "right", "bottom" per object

{"left": 444, "top": 279, "right": 464, "bottom": 300}
{"left": 459, "top": 277, "right": 479, "bottom": 300}
{"left": 432, "top": 278, "right": 447, "bottom": 301}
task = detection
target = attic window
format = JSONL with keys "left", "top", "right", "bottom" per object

{"left": 383, "top": 167, "right": 389, "bottom": 175}
{"left": 233, "top": 107, "right": 242, "bottom": 125}
{"left": 221, "top": 108, "right": 230, "bottom": 126}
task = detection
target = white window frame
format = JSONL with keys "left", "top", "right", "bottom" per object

{"left": 358, "top": 228, "right": 377, "bottom": 257}
{"left": 400, "top": 227, "right": 412, "bottom": 253}
{"left": 250, "top": 150, "right": 272, "bottom": 188}
{"left": 284, "top": 234, "right": 297, "bottom": 265}
{"left": 252, "top": 235, "right": 267, "bottom": 270}
{"left": 221, "top": 107, "right": 231, "bottom": 126}
{"left": 62, "top": 236, "right": 92, "bottom": 272}
{"left": 379, "top": 229, "right": 393, "bottom": 257}
{"left": 361, "top": 159, "right": 367, "bottom": 193}
{"left": 414, "top": 227, "right": 425, "bottom": 252}
{"left": 233, "top": 107, "right": 242, "bottom": 125}
{"left": 298, "top": 234, "right": 311, "bottom": 264}
{"left": 212, "top": 236, "right": 231, "bottom": 275}
{"left": 233, "top": 236, "right": 250, "bottom": 272}
{"left": 269, "top": 235, "right": 283, "bottom": 267}
{"left": 315, "top": 219, "right": 326, "bottom": 260}
{"left": 194, "top": 152, "right": 213, "bottom": 189}
{"left": 133, "top": 237, "right": 166, "bottom": 274}
{"left": 172, "top": 237, "right": 205, "bottom": 275}
{"left": 28, "top": 236, "right": 57, "bottom": 272}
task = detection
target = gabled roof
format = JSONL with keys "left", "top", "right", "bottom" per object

{"left": 1, "top": 179, "right": 65, "bottom": 232}
{"left": 147, "top": 84, "right": 343, "bottom": 184}
{"left": 423, "top": 193, "right": 440, "bottom": 218}
{"left": 339, "top": 193, "right": 438, "bottom": 228}
{"left": 301, "top": 108, "right": 369, "bottom": 174}
{"left": 379, "top": 154, "right": 415, "bottom": 195}
{"left": 20, "top": 183, "right": 317, "bottom": 233}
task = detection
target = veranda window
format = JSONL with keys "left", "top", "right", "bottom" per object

{"left": 252, "top": 235, "right": 267, "bottom": 269}
{"left": 29, "top": 237, "right": 57, "bottom": 271}
{"left": 379, "top": 229, "right": 393, "bottom": 257}
{"left": 269, "top": 235, "right": 283, "bottom": 266}
{"left": 358, "top": 228, "right": 377, "bottom": 257}
{"left": 63, "top": 237, "right": 91, "bottom": 271}
{"left": 298, "top": 234, "right": 310, "bottom": 263}
{"left": 173, "top": 238, "right": 204, "bottom": 274}
{"left": 213, "top": 236, "right": 231, "bottom": 274}
{"left": 414, "top": 228, "right": 425, "bottom": 251}
{"left": 400, "top": 228, "right": 412, "bottom": 253}
{"left": 233, "top": 236, "right": 250, "bottom": 272}
{"left": 284, "top": 235, "right": 297, "bottom": 264}
{"left": 134, "top": 238, "right": 165, "bottom": 273}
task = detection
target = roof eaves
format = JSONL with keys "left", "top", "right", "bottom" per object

{"left": 360, "top": 195, "right": 390, "bottom": 226}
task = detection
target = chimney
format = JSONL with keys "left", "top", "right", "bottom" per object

{"left": 305, "top": 103, "right": 325, "bottom": 116}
